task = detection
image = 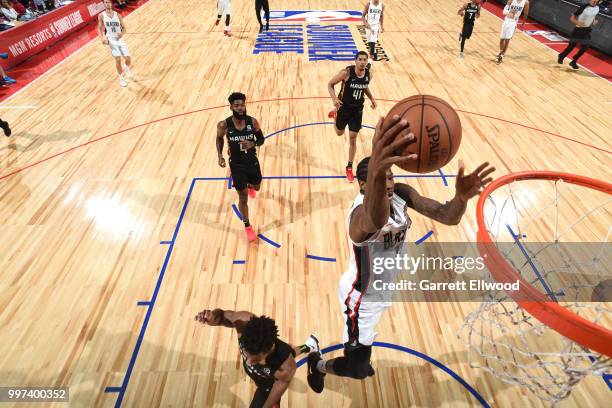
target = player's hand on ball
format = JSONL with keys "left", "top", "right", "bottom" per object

{"left": 455, "top": 160, "right": 496, "bottom": 201}
{"left": 195, "top": 309, "right": 223, "bottom": 325}
{"left": 370, "top": 115, "right": 417, "bottom": 176}
{"left": 218, "top": 156, "right": 226, "bottom": 167}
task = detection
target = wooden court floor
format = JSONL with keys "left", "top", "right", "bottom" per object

{"left": 0, "top": 0, "right": 610, "bottom": 406}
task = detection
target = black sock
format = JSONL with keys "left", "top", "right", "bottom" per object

{"left": 244, "top": 219, "right": 251, "bottom": 228}
{"left": 347, "top": 162, "right": 353, "bottom": 168}
{"left": 460, "top": 38, "right": 466, "bottom": 52}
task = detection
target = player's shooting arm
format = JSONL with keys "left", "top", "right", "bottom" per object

{"left": 262, "top": 356, "right": 296, "bottom": 408}
{"left": 350, "top": 172, "right": 393, "bottom": 243}
{"left": 252, "top": 118, "right": 265, "bottom": 146}
{"left": 350, "top": 117, "right": 414, "bottom": 243}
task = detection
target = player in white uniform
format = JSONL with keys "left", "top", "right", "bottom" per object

{"left": 497, "top": 0, "right": 530, "bottom": 64}
{"left": 362, "top": 0, "right": 384, "bottom": 63}
{"left": 306, "top": 115, "right": 495, "bottom": 392}
{"left": 215, "top": 0, "right": 232, "bottom": 37}
{"left": 97, "top": 0, "right": 132, "bottom": 87}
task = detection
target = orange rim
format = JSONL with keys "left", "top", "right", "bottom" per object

{"left": 476, "top": 171, "right": 612, "bottom": 357}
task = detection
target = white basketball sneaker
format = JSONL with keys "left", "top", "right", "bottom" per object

{"left": 304, "top": 334, "right": 321, "bottom": 354}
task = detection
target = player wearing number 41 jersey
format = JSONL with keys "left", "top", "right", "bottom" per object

{"left": 328, "top": 51, "right": 377, "bottom": 183}
{"left": 216, "top": 92, "right": 265, "bottom": 242}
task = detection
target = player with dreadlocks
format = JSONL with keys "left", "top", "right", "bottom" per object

{"left": 195, "top": 308, "right": 320, "bottom": 407}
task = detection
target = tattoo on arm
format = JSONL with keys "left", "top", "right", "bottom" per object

{"left": 394, "top": 183, "right": 466, "bottom": 225}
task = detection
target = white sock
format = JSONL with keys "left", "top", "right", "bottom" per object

{"left": 316, "top": 360, "right": 326, "bottom": 373}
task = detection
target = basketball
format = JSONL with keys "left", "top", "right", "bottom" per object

{"left": 383, "top": 95, "right": 462, "bottom": 174}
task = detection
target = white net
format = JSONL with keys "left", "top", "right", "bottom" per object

{"left": 460, "top": 175, "right": 612, "bottom": 406}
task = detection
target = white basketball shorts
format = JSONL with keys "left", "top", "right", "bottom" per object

{"left": 108, "top": 37, "right": 130, "bottom": 57}
{"left": 338, "top": 271, "right": 391, "bottom": 348}
{"left": 217, "top": 0, "right": 231, "bottom": 16}
{"left": 500, "top": 19, "right": 517, "bottom": 39}
{"left": 365, "top": 25, "right": 380, "bottom": 43}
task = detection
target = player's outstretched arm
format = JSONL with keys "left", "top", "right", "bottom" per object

{"left": 394, "top": 160, "right": 495, "bottom": 225}
{"left": 194, "top": 309, "right": 255, "bottom": 334}
{"left": 349, "top": 116, "right": 415, "bottom": 243}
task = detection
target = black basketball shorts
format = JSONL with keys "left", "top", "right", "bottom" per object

{"left": 335, "top": 106, "right": 364, "bottom": 133}
{"left": 462, "top": 22, "right": 474, "bottom": 40}
{"left": 230, "top": 158, "right": 262, "bottom": 190}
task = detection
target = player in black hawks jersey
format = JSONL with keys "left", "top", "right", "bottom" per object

{"left": 216, "top": 92, "right": 266, "bottom": 242}
{"left": 458, "top": 0, "right": 481, "bottom": 58}
{"left": 327, "top": 51, "right": 377, "bottom": 182}
{"left": 195, "top": 308, "right": 320, "bottom": 408}
{"left": 305, "top": 114, "right": 495, "bottom": 393}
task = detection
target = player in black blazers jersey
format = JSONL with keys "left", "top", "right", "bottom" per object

{"left": 458, "top": 0, "right": 481, "bottom": 58}
{"left": 195, "top": 308, "right": 320, "bottom": 408}
{"left": 216, "top": 92, "right": 265, "bottom": 242}
{"left": 328, "top": 51, "right": 377, "bottom": 182}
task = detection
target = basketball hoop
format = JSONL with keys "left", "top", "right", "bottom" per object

{"left": 461, "top": 171, "right": 612, "bottom": 405}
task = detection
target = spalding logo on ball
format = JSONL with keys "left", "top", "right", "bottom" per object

{"left": 384, "top": 95, "right": 462, "bottom": 173}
